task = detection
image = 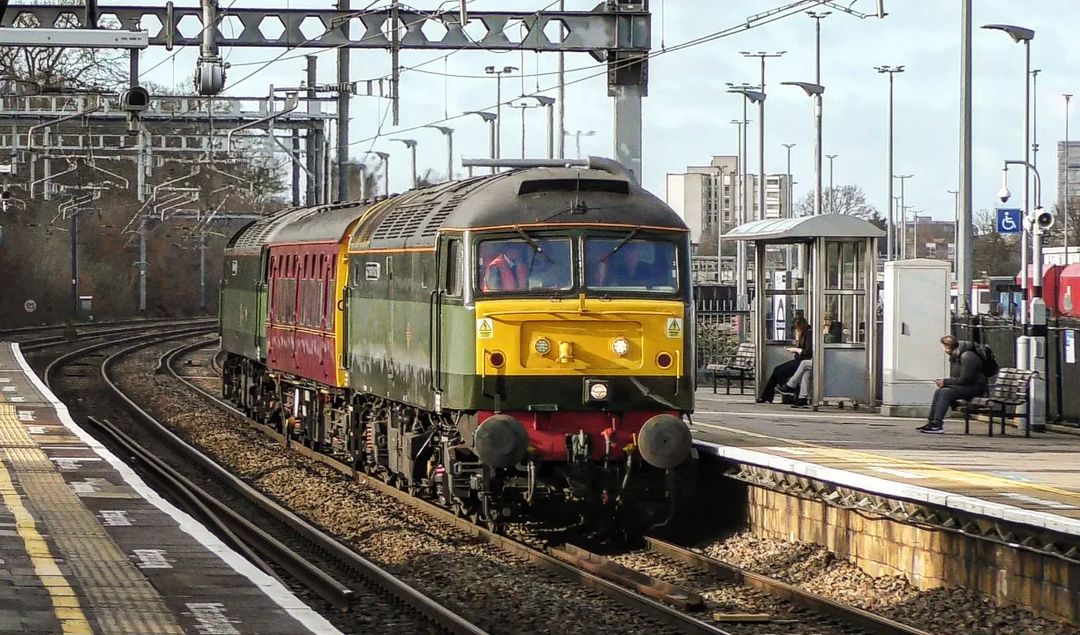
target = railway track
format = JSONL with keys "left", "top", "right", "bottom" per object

{"left": 46, "top": 329, "right": 485, "bottom": 635}
{"left": 165, "top": 338, "right": 936, "bottom": 635}
{"left": 2, "top": 316, "right": 214, "bottom": 345}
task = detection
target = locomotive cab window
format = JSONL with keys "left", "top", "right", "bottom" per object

{"left": 585, "top": 237, "right": 678, "bottom": 293}
{"left": 475, "top": 237, "right": 572, "bottom": 293}
{"left": 445, "top": 238, "right": 463, "bottom": 296}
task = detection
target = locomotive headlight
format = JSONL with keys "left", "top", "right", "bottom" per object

{"left": 611, "top": 336, "right": 630, "bottom": 357}
{"left": 587, "top": 380, "right": 609, "bottom": 401}
{"left": 534, "top": 337, "right": 551, "bottom": 355}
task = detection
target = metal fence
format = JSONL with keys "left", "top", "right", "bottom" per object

{"left": 953, "top": 315, "right": 1080, "bottom": 426}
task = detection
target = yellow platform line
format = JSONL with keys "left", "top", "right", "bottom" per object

{"left": 0, "top": 462, "right": 93, "bottom": 634}
{"left": 698, "top": 422, "right": 1080, "bottom": 502}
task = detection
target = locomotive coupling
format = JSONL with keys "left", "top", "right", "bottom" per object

{"left": 473, "top": 414, "right": 528, "bottom": 469}
{"left": 637, "top": 415, "right": 693, "bottom": 469}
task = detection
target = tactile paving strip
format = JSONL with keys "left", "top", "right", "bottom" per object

{"left": 0, "top": 403, "right": 184, "bottom": 634}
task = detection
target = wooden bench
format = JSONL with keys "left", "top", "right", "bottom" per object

{"left": 707, "top": 342, "right": 755, "bottom": 395}
{"left": 961, "top": 367, "right": 1038, "bottom": 437}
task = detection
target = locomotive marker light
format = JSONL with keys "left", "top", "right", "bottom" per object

{"left": 586, "top": 379, "right": 610, "bottom": 402}
{"left": 611, "top": 336, "right": 630, "bottom": 357}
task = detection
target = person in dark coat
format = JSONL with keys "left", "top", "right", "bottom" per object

{"left": 917, "top": 335, "right": 989, "bottom": 434}
{"left": 757, "top": 316, "right": 811, "bottom": 403}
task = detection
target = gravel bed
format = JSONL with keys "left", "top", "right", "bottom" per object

{"left": 122, "top": 342, "right": 682, "bottom": 635}
{"left": 606, "top": 549, "right": 862, "bottom": 634}
{"left": 701, "top": 532, "right": 1075, "bottom": 635}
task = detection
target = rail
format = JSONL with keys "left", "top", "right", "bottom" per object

{"left": 98, "top": 336, "right": 486, "bottom": 634}
{"left": 170, "top": 339, "right": 735, "bottom": 635}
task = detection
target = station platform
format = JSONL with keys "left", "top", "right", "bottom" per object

{"left": 0, "top": 342, "right": 338, "bottom": 635}
{"left": 691, "top": 389, "right": 1080, "bottom": 538}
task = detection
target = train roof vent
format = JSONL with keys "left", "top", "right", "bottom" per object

{"left": 518, "top": 178, "right": 630, "bottom": 196}
{"left": 230, "top": 215, "right": 282, "bottom": 250}
{"left": 372, "top": 202, "right": 429, "bottom": 240}
{"left": 419, "top": 194, "right": 465, "bottom": 237}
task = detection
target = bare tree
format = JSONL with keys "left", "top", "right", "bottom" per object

{"left": 794, "top": 184, "right": 883, "bottom": 224}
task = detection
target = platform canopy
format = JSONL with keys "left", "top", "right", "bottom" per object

{"left": 721, "top": 214, "right": 886, "bottom": 243}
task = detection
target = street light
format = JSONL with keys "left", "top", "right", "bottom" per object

{"left": 782, "top": 143, "right": 796, "bottom": 217}
{"left": 464, "top": 111, "right": 497, "bottom": 174}
{"left": 894, "top": 174, "right": 913, "bottom": 258}
{"left": 826, "top": 153, "right": 838, "bottom": 213}
{"left": 982, "top": 23, "right": 1035, "bottom": 327}
{"left": 509, "top": 98, "right": 540, "bottom": 159}
{"left": 564, "top": 129, "right": 595, "bottom": 159}
{"left": 910, "top": 209, "right": 924, "bottom": 258}
{"left": 425, "top": 125, "right": 454, "bottom": 182}
{"left": 528, "top": 95, "right": 556, "bottom": 159}
{"left": 739, "top": 51, "right": 783, "bottom": 223}
{"left": 876, "top": 65, "right": 905, "bottom": 260}
{"left": 484, "top": 65, "right": 518, "bottom": 159}
{"left": 391, "top": 138, "right": 418, "bottom": 189}
{"left": 364, "top": 150, "right": 390, "bottom": 197}
{"left": 731, "top": 117, "right": 749, "bottom": 304}
{"left": 1066, "top": 94, "right": 1073, "bottom": 258}
{"left": 727, "top": 87, "right": 766, "bottom": 223}
{"left": 782, "top": 81, "right": 825, "bottom": 217}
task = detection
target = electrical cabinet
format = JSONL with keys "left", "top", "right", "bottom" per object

{"left": 882, "top": 259, "right": 952, "bottom": 417}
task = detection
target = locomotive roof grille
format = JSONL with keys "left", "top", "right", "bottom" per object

{"left": 517, "top": 178, "right": 630, "bottom": 196}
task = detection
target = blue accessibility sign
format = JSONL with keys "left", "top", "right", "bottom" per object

{"left": 997, "top": 208, "right": 1022, "bottom": 234}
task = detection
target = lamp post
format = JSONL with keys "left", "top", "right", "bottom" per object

{"left": 894, "top": 174, "right": 913, "bottom": 258}
{"left": 732, "top": 118, "right": 748, "bottom": 302}
{"left": 876, "top": 65, "right": 905, "bottom": 260}
{"left": 782, "top": 143, "right": 796, "bottom": 217}
{"left": 982, "top": 23, "right": 1035, "bottom": 326}
{"left": 484, "top": 65, "right": 518, "bottom": 159}
{"left": 508, "top": 99, "right": 539, "bottom": 159}
{"left": 948, "top": 189, "right": 959, "bottom": 269}
{"left": 464, "top": 111, "right": 497, "bottom": 174}
{"left": 910, "top": 210, "right": 924, "bottom": 258}
{"left": 391, "top": 138, "right": 417, "bottom": 189}
{"left": 528, "top": 95, "right": 556, "bottom": 159}
{"left": 782, "top": 82, "right": 825, "bottom": 217}
{"left": 1000, "top": 159, "right": 1046, "bottom": 434}
{"left": 1031, "top": 69, "right": 1041, "bottom": 170}
{"left": 729, "top": 87, "right": 765, "bottom": 312}
{"left": 565, "top": 129, "right": 596, "bottom": 159}
{"left": 364, "top": 151, "right": 389, "bottom": 197}
{"left": 740, "top": 51, "right": 784, "bottom": 222}
{"left": 1065, "top": 93, "right": 1073, "bottom": 258}
{"left": 826, "top": 153, "right": 838, "bottom": 213}
{"left": 425, "top": 125, "right": 454, "bottom": 182}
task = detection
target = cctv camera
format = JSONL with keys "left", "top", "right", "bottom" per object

{"left": 997, "top": 186, "right": 1011, "bottom": 203}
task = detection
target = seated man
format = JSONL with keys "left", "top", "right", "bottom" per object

{"left": 480, "top": 242, "right": 529, "bottom": 291}
{"left": 916, "top": 335, "right": 989, "bottom": 434}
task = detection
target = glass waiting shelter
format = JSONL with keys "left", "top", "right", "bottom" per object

{"left": 723, "top": 215, "right": 884, "bottom": 408}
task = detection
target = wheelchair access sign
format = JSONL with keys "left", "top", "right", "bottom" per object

{"left": 997, "top": 208, "right": 1022, "bottom": 234}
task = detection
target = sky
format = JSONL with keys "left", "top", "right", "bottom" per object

{"left": 130, "top": 0, "right": 1079, "bottom": 222}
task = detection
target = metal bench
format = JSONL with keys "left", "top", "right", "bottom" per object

{"left": 707, "top": 342, "right": 755, "bottom": 395}
{"left": 961, "top": 367, "right": 1038, "bottom": 437}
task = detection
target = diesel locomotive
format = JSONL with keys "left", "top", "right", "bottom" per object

{"left": 219, "top": 159, "right": 695, "bottom": 529}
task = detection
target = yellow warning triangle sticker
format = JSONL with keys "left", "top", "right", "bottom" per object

{"left": 666, "top": 317, "right": 682, "bottom": 338}
{"left": 477, "top": 318, "right": 494, "bottom": 339}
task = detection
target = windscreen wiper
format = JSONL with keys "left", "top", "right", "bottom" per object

{"left": 515, "top": 226, "right": 554, "bottom": 263}
{"left": 598, "top": 226, "right": 641, "bottom": 264}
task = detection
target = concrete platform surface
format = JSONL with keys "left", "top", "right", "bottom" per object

{"left": 0, "top": 342, "right": 339, "bottom": 635}
{"left": 692, "top": 389, "right": 1080, "bottom": 537}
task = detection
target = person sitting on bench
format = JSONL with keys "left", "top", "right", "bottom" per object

{"left": 757, "top": 316, "right": 811, "bottom": 403}
{"left": 776, "top": 313, "right": 842, "bottom": 408}
{"left": 916, "top": 335, "right": 989, "bottom": 434}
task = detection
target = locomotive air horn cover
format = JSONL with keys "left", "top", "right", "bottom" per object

{"left": 638, "top": 414, "right": 692, "bottom": 469}
{"left": 473, "top": 414, "right": 528, "bottom": 469}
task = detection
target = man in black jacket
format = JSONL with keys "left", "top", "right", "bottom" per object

{"left": 917, "top": 335, "right": 989, "bottom": 434}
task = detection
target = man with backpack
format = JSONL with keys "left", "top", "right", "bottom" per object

{"left": 917, "top": 335, "right": 994, "bottom": 434}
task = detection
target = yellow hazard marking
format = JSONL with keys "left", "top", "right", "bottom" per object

{"left": 703, "top": 423, "right": 1080, "bottom": 502}
{"left": 0, "top": 459, "right": 94, "bottom": 634}
{"left": 477, "top": 317, "right": 494, "bottom": 339}
{"left": 666, "top": 317, "right": 683, "bottom": 339}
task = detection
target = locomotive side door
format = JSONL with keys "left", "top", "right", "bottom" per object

{"left": 431, "top": 236, "right": 463, "bottom": 411}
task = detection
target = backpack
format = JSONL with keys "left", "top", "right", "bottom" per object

{"left": 974, "top": 343, "right": 1000, "bottom": 378}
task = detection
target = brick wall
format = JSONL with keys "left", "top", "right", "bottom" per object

{"left": 748, "top": 486, "right": 1080, "bottom": 624}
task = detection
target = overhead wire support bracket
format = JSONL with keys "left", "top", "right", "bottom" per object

{"left": 225, "top": 91, "right": 299, "bottom": 152}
